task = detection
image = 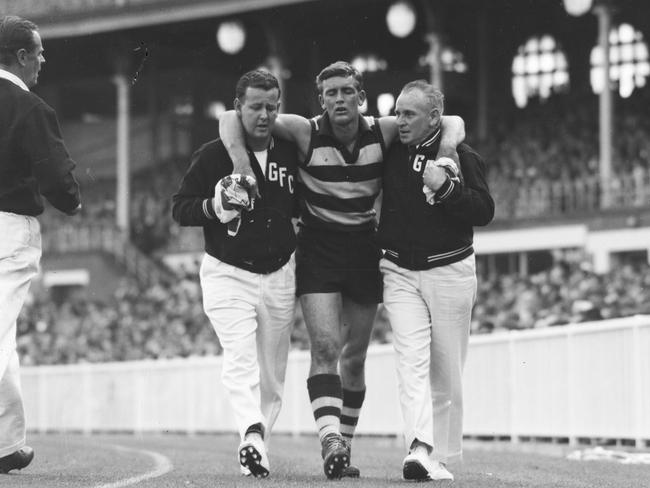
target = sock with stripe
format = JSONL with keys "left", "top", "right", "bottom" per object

{"left": 307, "top": 373, "right": 343, "bottom": 442}
{"left": 341, "top": 388, "right": 366, "bottom": 446}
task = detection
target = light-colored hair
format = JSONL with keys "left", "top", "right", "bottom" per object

{"left": 400, "top": 79, "right": 444, "bottom": 115}
{"left": 0, "top": 15, "right": 38, "bottom": 66}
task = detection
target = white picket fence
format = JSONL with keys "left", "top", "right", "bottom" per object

{"left": 21, "top": 315, "right": 650, "bottom": 446}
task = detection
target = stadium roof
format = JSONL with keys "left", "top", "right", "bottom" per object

{"left": 0, "top": 0, "right": 320, "bottom": 38}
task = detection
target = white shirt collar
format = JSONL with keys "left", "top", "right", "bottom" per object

{"left": 0, "top": 68, "right": 29, "bottom": 91}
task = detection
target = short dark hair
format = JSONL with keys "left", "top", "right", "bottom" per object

{"left": 0, "top": 16, "right": 38, "bottom": 66}
{"left": 235, "top": 69, "right": 280, "bottom": 101}
{"left": 315, "top": 61, "right": 363, "bottom": 94}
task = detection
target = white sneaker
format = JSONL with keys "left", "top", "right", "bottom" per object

{"left": 403, "top": 445, "right": 435, "bottom": 481}
{"left": 403, "top": 447, "right": 454, "bottom": 481}
{"left": 429, "top": 461, "right": 454, "bottom": 481}
{"left": 238, "top": 435, "right": 270, "bottom": 478}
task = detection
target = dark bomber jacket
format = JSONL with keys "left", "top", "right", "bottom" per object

{"left": 377, "top": 129, "right": 494, "bottom": 270}
{"left": 172, "top": 137, "right": 298, "bottom": 274}
{"left": 0, "top": 77, "right": 80, "bottom": 216}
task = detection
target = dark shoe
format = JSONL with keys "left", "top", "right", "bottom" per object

{"left": 320, "top": 433, "right": 349, "bottom": 479}
{"left": 342, "top": 464, "right": 360, "bottom": 478}
{"left": 342, "top": 439, "right": 360, "bottom": 478}
{"left": 0, "top": 446, "right": 34, "bottom": 474}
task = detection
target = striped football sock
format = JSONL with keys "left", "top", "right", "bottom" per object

{"left": 307, "top": 374, "right": 343, "bottom": 442}
{"left": 341, "top": 388, "right": 366, "bottom": 444}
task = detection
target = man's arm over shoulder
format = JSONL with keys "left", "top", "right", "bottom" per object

{"left": 219, "top": 110, "right": 254, "bottom": 178}
{"left": 438, "top": 115, "right": 465, "bottom": 161}
{"left": 378, "top": 116, "right": 398, "bottom": 148}
{"left": 23, "top": 102, "right": 81, "bottom": 215}
{"left": 438, "top": 144, "right": 494, "bottom": 226}
{"left": 272, "top": 114, "right": 311, "bottom": 160}
{"left": 172, "top": 142, "right": 226, "bottom": 227}
{"left": 219, "top": 111, "right": 311, "bottom": 167}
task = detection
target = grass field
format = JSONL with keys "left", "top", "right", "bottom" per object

{"left": 1, "top": 433, "right": 649, "bottom": 488}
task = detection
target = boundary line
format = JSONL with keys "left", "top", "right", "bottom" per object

{"left": 93, "top": 444, "right": 173, "bottom": 488}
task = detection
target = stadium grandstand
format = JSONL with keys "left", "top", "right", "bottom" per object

{"left": 3, "top": 0, "right": 650, "bottom": 456}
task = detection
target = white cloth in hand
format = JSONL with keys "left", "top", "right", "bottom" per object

{"left": 213, "top": 174, "right": 257, "bottom": 236}
{"left": 422, "top": 157, "right": 460, "bottom": 205}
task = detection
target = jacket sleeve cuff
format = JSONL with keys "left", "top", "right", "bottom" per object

{"left": 203, "top": 198, "right": 218, "bottom": 219}
{"left": 433, "top": 175, "right": 456, "bottom": 203}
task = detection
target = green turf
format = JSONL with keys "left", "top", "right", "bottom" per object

{"left": 1, "top": 434, "right": 648, "bottom": 487}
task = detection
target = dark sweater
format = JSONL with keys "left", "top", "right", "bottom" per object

{"left": 0, "top": 78, "right": 80, "bottom": 215}
{"left": 172, "top": 137, "right": 299, "bottom": 274}
{"left": 377, "top": 130, "right": 494, "bottom": 270}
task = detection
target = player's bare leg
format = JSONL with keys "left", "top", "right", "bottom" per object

{"left": 302, "top": 292, "right": 349, "bottom": 479}
{"left": 340, "top": 298, "right": 377, "bottom": 389}
{"left": 338, "top": 298, "right": 377, "bottom": 478}
{"left": 303, "top": 292, "right": 343, "bottom": 377}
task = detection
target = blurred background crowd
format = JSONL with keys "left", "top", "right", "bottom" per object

{"left": 17, "top": 244, "right": 650, "bottom": 366}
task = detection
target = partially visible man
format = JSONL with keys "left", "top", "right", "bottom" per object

{"left": 377, "top": 80, "right": 494, "bottom": 482}
{"left": 0, "top": 15, "right": 81, "bottom": 474}
{"left": 219, "top": 61, "right": 466, "bottom": 480}
{"left": 172, "top": 69, "right": 298, "bottom": 478}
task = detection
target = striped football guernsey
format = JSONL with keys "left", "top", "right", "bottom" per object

{"left": 297, "top": 113, "right": 385, "bottom": 231}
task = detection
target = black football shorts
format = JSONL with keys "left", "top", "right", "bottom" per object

{"left": 295, "top": 226, "right": 382, "bottom": 304}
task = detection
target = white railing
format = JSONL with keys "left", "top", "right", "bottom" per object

{"left": 21, "top": 316, "right": 650, "bottom": 446}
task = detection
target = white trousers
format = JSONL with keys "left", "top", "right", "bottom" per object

{"left": 0, "top": 212, "right": 41, "bottom": 457}
{"left": 200, "top": 253, "right": 295, "bottom": 442}
{"left": 381, "top": 255, "right": 476, "bottom": 464}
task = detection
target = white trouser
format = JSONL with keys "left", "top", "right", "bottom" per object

{"left": 0, "top": 212, "right": 41, "bottom": 457}
{"left": 381, "top": 254, "right": 476, "bottom": 464}
{"left": 200, "top": 253, "right": 295, "bottom": 443}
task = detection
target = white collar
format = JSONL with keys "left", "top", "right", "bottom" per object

{"left": 0, "top": 68, "right": 29, "bottom": 91}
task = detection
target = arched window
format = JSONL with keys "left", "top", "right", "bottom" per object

{"left": 590, "top": 23, "right": 649, "bottom": 98}
{"left": 511, "top": 35, "right": 569, "bottom": 108}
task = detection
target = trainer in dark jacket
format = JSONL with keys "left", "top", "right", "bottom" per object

{"left": 0, "top": 15, "right": 80, "bottom": 474}
{"left": 0, "top": 76, "right": 80, "bottom": 215}
{"left": 377, "top": 128, "right": 494, "bottom": 270}
{"left": 379, "top": 81, "right": 493, "bottom": 481}
{"left": 172, "top": 137, "right": 298, "bottom": 274}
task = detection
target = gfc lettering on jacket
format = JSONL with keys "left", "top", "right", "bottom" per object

{"left": 267, "top": 161, "right": 294, "bottom": 193}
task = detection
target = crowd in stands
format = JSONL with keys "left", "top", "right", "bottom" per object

{"left": 482, "top": 87, "right": 650, "bottom": 219}
{"left": 16, "top": 257, "right": 650, "bottom": 365}
{"left": 17, "top": 274, "right": 217, "bottom": 366}
{"left": 471, "top": 259, "right": 650, "bottom": 334}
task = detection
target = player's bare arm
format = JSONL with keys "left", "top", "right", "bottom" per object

{"left": 219, "top": 110, "right": 257, "bottom": 179}
{"left": 219, "top": 110, "right": 312, "bottom": 164}
{"left": 438, "top": 115, "right": 466, "bottom": 162}
{"left": 378, "top": 115, "right": 465, "bottom": 158}
{"left": 267, "top": 113, "right": 312, "bottom": 161}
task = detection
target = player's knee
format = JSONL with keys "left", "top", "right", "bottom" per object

{"left": 311, "top": 339, "right": 341, "bottom": 368}
{"left": 340, "top": 351, "right": 367, "bottom": 378}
